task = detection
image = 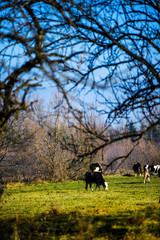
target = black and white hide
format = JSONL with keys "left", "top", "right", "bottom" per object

{"left": 133, "top": 163, "right": 142, "bottom": 177}
{"left": 89, "top": 163, "right": 102, "bottom": 173}
{"left": 144, "top": 164, "right": 160, "bottom": 183}
{"left": 85, "top": 172, "right": 108, "bottom": 191}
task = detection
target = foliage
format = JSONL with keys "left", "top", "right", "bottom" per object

{"left": 0, "top": 176, "right": 160, "bottom": 239}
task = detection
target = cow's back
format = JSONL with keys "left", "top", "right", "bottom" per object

{"left": 85, "top": 172, "right": 94, "bottom": 182}
{"left": 85, "top": 172, "right": 104, "bottom": 184}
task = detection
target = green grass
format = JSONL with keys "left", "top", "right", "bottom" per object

{"left": 0, "top": 175, "right": 160, "bottom": 239}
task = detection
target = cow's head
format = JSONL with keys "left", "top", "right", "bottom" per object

{"left": 93, "top": 167, "right": 101, "bottom": 172}
{"left": 104, "top": 182, "right": 108, "bottom": 190}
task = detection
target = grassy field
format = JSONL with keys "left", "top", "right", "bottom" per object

{"left": 0, "top": 175, "right": 160, "bottom": 240}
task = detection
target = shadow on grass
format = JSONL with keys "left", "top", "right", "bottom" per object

{"left": 117, "top": 182, "right": 143, "bottom": 185}
{"left": 0, "top": 206, "right": 160, "bottom": 240}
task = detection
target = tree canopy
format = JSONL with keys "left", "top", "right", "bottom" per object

{"left": 0, "top": 0, "right": 160, "bottom": 158}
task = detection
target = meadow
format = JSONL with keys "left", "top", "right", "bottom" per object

{"left": 0, "top": 175, "right": 160, "bottom": 240}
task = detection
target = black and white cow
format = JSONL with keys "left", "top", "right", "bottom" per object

{"left": 89, "top": 163, "right": 102, "bottom": 173}
{"left": 144, "top": 164, "right": 160, "bottom": 183}
{"left": 133, "top": 163, "right": 142, "bottom": 177}
{"left": 85, "top": 172, "right": 108, "bottom": 191}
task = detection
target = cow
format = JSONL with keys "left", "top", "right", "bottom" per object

{"left": 85, "top": 172, "right": 108, "bottom": 191}
{"left": 133, "top": 163, "right": 142, "bottom": 177}
{"left": 89, "top": 163, "right": 102, "bottom": 173}
{"left": 144, "top": 164, "right": 160, "bottom": 183}
{"left": 0, "top": 184, "right": 4, "bottom": 203}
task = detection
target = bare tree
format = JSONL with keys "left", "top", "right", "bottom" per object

{"left": 0, "top": 0, "right": 82, "bottom": 131}
{"left": 0, "top": 0, "right": 159, "bottom": 168}
{"left": 0, "top": 111, "right": 37, "bottom": 182}
{"left": 55, "top": 0, "right": 160, "bottom": 163}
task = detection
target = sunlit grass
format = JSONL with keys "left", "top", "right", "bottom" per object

{"left": 0, "top": 175, "right": 160, "bottom": 239}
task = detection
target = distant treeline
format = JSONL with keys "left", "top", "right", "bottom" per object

{"left": 0, "top": 99, "right": 160, "bottom": 183}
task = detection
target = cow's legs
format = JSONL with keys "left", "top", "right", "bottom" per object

{"left": 147, "top": 173, "right": 150, "bottom": 182}
{"left": 90, "top": 184, "right": 94, "bottom": 191}
{"left": 144, "top": 170, "right": 150, "bottom": 183}
{"left": 95, "top": 184, "right": 100, "bottom": 191}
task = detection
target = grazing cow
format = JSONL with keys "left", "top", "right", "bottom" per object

{"left": 0, "top": 184, "right": 4, "bottom": 203}
{"left": 133, "top": 163, "right": 142, "bottom": 177}
{"left": 144, "top": 164, "right": 160, "bottom": 183}
{"left": 89, "top": 163, "right": 102, "bottom": 173}
{"left": 85, "top": 172, "right": 108, "bottom": 191}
